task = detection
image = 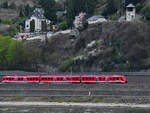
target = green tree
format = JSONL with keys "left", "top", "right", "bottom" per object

{"left": 19, "top": 8, "right": 24, "bottom": 17}
{"left": 66, "top": 0, "right": 97, "bottom": 27}
{"left": 9, "top": 2, "right": 16, "bottom": 9}
{"left": 25, "top": 4, "right": 31, "bottom": 17}
{"left": 39, "top": 0, "right": 57, "bottom": 22}
{"left": 1, "top": 1, "right": 8, "bottom": 9}
{"left": 102, "top": 0, "right": 117, "bottom": 16}
{"left": 30, "top": 20, "right": 35, "bottom": 32}
{"left": 0, "top": 36, "right": 17, "bottom": 69}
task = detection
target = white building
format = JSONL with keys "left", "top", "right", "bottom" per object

{"left": 25, "top": 8, "right": 51, "bottom": 32}
{"left": 126, "top": 4, "right": 136, "bottom": 21}
{"left": 87, "top": 15, "right": 107, "bottom": 24}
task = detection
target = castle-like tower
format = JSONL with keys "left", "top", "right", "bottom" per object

{"left": 126, "top": 4, "right": 136, "bottom": 21}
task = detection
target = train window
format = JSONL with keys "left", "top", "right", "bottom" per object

{"left": 73, "top": 77, "right": 77, "bottom": 80}
{"left": 30, "top": 78, "right": 32, "bottom": 80}
{"left": 67, "top": 77, "right": 70, "bottom": 80}
{"left": 99, "top": 77, "right": 102, "bottom": 81}
{"left": 92, "top": 77, "right": 94, "bottom": 80}
{"left": 48, "top": 78, "right": 50, "bottom": 80}
{"left": 18, "top": 78, "right": 23, "bottom": 81}
{"left": 36, "top": 78, "right": 38, "bottom": 80}
{"left": 113, "top": 77, "right": 116, "bottom": 80}
{"left": 42, "top": 78, "right": 44, "bottom": 80}
{"left": 57, "top": 78, "right": 60, "bottom": 80}
{"left": 60, "top": 77, "right": 63, "bottom": 80}
{"left": 9, "top": 78, "right": 11, "bottom": 80}
{"left": 86, "top": 77, "right": 89, "bottom": 80}
{"left": 121, "top": 77, "right": 124, "bottom": 81}
{"left": 109, "top": 77, "right": 112, "bottom": 80}
{"left": 117, "top": 77, "right": 119, "bottom": 80}
{"left": 76, "top": 77, "right": 79, "bottom": 80}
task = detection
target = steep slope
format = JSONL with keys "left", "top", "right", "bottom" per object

{"left": 20, "top": 21, "right": 150, "bottom": 72}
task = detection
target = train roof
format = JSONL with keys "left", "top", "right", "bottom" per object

{"left": 0, "top": 71, "right": 127, "bottom": 76}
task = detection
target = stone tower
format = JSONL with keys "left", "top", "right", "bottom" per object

{"left": 126, "top": 4, "right": 136, "bottom": 21}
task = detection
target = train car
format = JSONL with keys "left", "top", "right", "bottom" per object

{"left": 1, "top": 74, "right": 128, "bottom": 84}
{"left": 81, "top": 75, "right": 127, "bottom": 84}
{"left": 65, "top": 75, "right": 80, "bottom": 83}
{"left": 40, "top": 76, "right": 55, "bottom": 83}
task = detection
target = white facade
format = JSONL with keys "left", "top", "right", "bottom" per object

{"left": 25, "top": 8, "right": 51, "bottom": 32}
{"left": 126, "top": 4, "right": 136, "bottom": 21}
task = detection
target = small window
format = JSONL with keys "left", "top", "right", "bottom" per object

{"left": 99, "top": 77, "right": 102, "bottom": 81}
{"left": 73, "top": 78, "right": 76, "bottom": 80}
{"left": 113, "top": 77, "right": 116, "bottom": 80}
{"left": 92, "top": 77, "right": 94, "bottom": 80}
{"left": 121, "top": 77, "right": 124, "bottom": 81}
{"left": 67, "top": 77, "right": 70, "bottom": 80}
{"left": 117, "top": 77, "right": 119, "bottom": 80}
{"left": 42, "top": 78, "right": 45, "bottom": 80}
{"left": 86, "top": 77, "right": 89, "bottom": 80}
{"left": 57, "top": 78, "right": 60, "bottom": 81}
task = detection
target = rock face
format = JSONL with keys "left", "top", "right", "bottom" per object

{"left": 22, "top": 21, "right": 150, "bottom": 72}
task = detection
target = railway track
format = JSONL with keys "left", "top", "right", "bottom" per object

{"left": 0, "top": 89, "right": 150, "bottom": 97}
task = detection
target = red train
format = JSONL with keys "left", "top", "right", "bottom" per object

{"left": 1, "top": 75, "right": 128, "bottom": 84}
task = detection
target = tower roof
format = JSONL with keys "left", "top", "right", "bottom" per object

{"left": 126, "top": 4, "right": 135, "bottom": 8}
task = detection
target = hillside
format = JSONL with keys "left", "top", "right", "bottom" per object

{"left": 3, "top": 21, "right": 149, "bottom": 72}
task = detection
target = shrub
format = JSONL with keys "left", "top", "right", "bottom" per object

{"left": 59, "top": 58, "right": 74, "bottom": 72}
{"left": 140, "top": 5, "right": 150, "bottom": 20}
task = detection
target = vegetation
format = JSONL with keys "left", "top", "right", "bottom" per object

{"left": 39, "top": 0, "right": 57, "bottom": 22}
{"left": 66, "top": 0, "right": 97, "bottom": 27}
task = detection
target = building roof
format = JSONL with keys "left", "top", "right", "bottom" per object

{"left": 32, "top": 8, "right": 45, "bottom": 19}
{"left": 87, "top": 15, "right": 105, "bottom": 21}
{"left": 56, "top": 10, "right": 67, "bottom": 15}
{"left": 126, "top": 4, "right": 135, "bottom": 8}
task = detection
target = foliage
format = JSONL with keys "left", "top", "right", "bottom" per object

{"left": 25, "top": 4, "right": 31, "bottom": 17}
{"left": 102, "top": 0, "right": 117, "bottom": 17}
{"left": 1, "top": 1, "right": 8, "bottom": 9}
{"left": 0, "top": 36, "right": 17, "bottom": 69}
{"left": 66, "top": 0, "right": 97, "bottom": 27}
{"left": 59, "top": 58, "right": 74, "bottom": 72}
{"left": 59, "top": 20, "right": 68, "bottom": 30}
{"left": 9, "top": 2, "right": 16, "bottom": 9}
{"left": 140, "top": 5, "right": 150, "bottom": 20}
{"left": 1, "top": 19, "right": 12, "bottom": 25}
{"left": 39, "top": 0, "right": 57, "bottom": 22}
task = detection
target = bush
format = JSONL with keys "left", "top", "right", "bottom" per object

{"left": 59, "top": 20, "right": 68, "bottom": 30}
{"left": 140, "top": 5, "right": 150, "bottom": 20}
{"left": 1, "top": 19, "right": 12, "bottom": 24}
{"left": 59, "top": 58, "right": 74, "bottom": 72}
